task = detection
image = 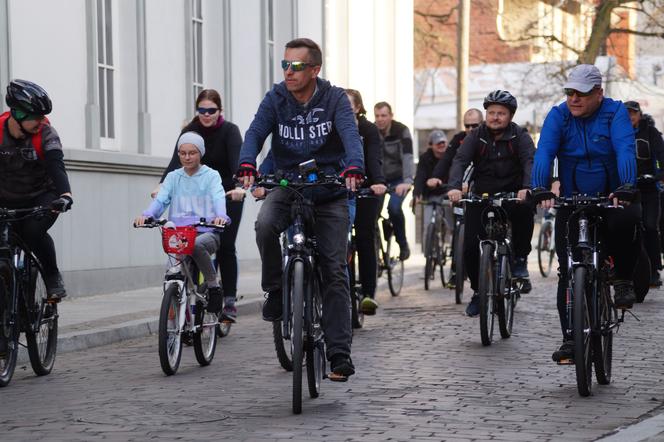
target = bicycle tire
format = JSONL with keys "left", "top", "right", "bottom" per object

{"left": 273, "top": 320, "right": 293, "bottom": 371}
{"left": 349, "top": 253, "right": 364, "bottom": 329}
{"left": 537, "top": 221, "right": 555, "bottom": 278}
{"left": 634, "top": 246, "right": 650, "bottom": 303}
{"left": 158, "top": 284, "right": 183, "bottom": 376}
{"left": 193, "top": 301, "right": 218, "bottom": 366}
{"left": 386, "top": 235, "right": 404, "bottom": 296}
{"left": 217, "top": 321, "right": 231, "bottom": 338}
{"left": 424, "top": 223, "right": 436, "bottom": 291}
{"left": 25, "top": 260, "right": 58, "bottom": 376}
{"left": 454, "top": 223, "right": 465, "bottom": 304}
{"left": 592, "top": 272, "right": 614, "bottom": 385}
{"left": 478, "top": 243, "right": 495, "bottom": 346}
{"left": 0, "top": 271, "right": 18, "bottom": 387}
{"left": 439, "top": 220, "right": 448, "bottom": 288}
{"left": 291, "top": 260, "right": 305, "bottom": 414}
{"left": 306, "top": 270, "right": 324, "bottom": 398}
{"left": 374, "top": 231, "right": 383, "bottom": 278}
{"left": 573, "top": 266, "right": 592, "bottom": 397}
{"left": 496, "top": 254, "right": 514, "bottom": 339}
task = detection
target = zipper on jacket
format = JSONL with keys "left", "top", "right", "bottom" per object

{"left": 582, "top": 120, "right": 591, "bottom": 167}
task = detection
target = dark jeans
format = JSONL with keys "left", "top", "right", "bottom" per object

{"left": 463, "top": 201, "right": 534, "bottom": 291}
{"left": 379, "top": 180, "right": 408, "bottom": 249}
{"left": 255, "top": 188, "right": 351, "bottom": 359}
{"left": 641, "top": 190, "right": 661, "bottom": 272}
{"left": 217, "top": 199, "right": 244, "bottom": 299}
{"left": 354, "top": 195, "right": 380, "bottom": 298}
{"left": 9, "top": 191, "right": 60, "bottom": 277}
{"left": 554, "top": 203, "right": 641, "bottom": 339}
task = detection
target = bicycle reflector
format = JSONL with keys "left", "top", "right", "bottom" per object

{"left": 161, "top": 226, "right": 197, "bottom": 255}
{"left": 279, "top": 179, "right": 289, "bottom": 187}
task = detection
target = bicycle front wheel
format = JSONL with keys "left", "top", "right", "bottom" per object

{"left": 158, "top": 284, "right": 183, "bottom": 376}
{"left": 386, "top": 236, "right": 404, "bottom": 296}
{"left": 573, "top": 266, "right": 592, "bottom": 397}
{"left": 193, "top": 301, "right": 218, "bottom": 366}
{"left": 496, "top": 255, "right": 514, "bottom": 339}
{"left": 592, "top": 274, "right": 614, "bottom": 385}
{"left": 349, "top": 254, "right": 364, "bottom": 329}
{"left": 0, "top": 270, "right": 18, "bottom": 387}
{"left": 273, "top": 320, "right": 293, "bottom": 371}
{"left": 424, "top": 223, "right": 436, "bottom": 290}
{"left": 454, "top": 223, "right": 465, "bottom": 304}
{"left": 478, "top": 243, "right": 495, "bottom": 346}
{"left": 306, "top": 270, "right": 325, "bottom": 399}
{"left": 25, "top": 262, "right": 58, "bottom": 376}
{"left": 537, "top": 221, "right": 554, "bottom": 277}
{"left": 291, "top": 260, "right": 305, "bottom": 414}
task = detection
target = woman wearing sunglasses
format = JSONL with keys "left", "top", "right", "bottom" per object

{"left": 154, "top": 89, "right": 244, "bottom": 323}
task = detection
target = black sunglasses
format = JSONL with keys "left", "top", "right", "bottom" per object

{"left": 563, "top": 87, "right": 597, "bottom": 98}
{"left": 197, "top": 107, "right": 219, "bottom": 115}
{"left": 464, "top": 123, "right": 479, "bottom": 129}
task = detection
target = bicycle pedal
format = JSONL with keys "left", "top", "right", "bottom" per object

{"left": 327, "top": 372, "right": 349, "bottom": 382}
{"left": 46, "top": 298, "right": 61, "bottom": 304}
{"left": 556, "top": 358, "right": 574, "bottom": 366}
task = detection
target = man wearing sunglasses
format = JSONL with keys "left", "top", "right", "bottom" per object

{"left": 236, "top": 38, "right": 363, "bottom": 381}
{"left": 0, "top": 79, "right": 73, "bottom": 300}
{"left": 531, "top": 64, "right": 640, "bottom": 363}
{"left": 625, "top": 101, "right": 664, "bottom": 287}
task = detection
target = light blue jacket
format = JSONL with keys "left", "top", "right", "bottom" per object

{"left": 143, "top": 165, "right": 229, "bottom": 231}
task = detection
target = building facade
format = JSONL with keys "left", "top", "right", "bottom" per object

{"left": 0, "top": 0, "right": 413, "bottom": 297}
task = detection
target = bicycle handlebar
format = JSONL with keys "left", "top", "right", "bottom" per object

{"left": 459, "top": 192, "right": 521, "bottom": 204}
{"left": 0, "top": 205, "right": 53, "bottom": 221}
{"left": 133, "top": 218, "right": 225, "bottom": 231}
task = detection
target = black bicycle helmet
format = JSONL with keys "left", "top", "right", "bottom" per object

{"left": 6, "top": 79, "right": 52, "bottom": 116}
{"left": 483, "top": 90, "right": 517, "bottom": 114}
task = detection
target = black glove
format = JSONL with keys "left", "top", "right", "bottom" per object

{"left": 612, "top": 184, "right": 638, "bottom": 202}
{"left": 531, "top": 187, "right": 555, "bottom": 204}
{"left": 51, "top": 195, "right": 73, "bottom": 212}
{"left": 235, "top": 163, "right": 258, "bottom": 179}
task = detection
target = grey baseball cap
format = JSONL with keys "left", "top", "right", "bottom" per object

{"left": 624, "top": 101, "right": 641, "bottom": 112}
{"left": 563, "top": 64, "right": 603, "bottom": 93}
{"left": 429, "top": 130, "right": 448, "bottom": 145}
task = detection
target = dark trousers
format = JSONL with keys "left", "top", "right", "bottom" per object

{"left": 217, "top": 199, "right": 244, "bottom": 299}
{"left": 463, "top": 202, "right": 534, "bottom": 291}
{"left": 10, "top": 191, "right": 60, "bottom": 277}
{"left": 255, "top": 188, "right": 351, "bottom": 358}
{"left": 354, "top": 196, "right": 380, "bottom": 298}
{"left": 379, "top": 180, "right": 408, "bottom": 249}
{"left": 641, "top": 190, "right": 661, "bottom": 272}
{"left": 554, "top": 203, "right": 641, "bottom": 339}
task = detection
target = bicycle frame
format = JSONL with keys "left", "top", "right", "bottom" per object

{"left": 163, "top": 256, "right": 208, "bottom": 336}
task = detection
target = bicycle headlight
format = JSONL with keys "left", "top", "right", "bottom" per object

{"left": 293, "top": 233, "right": 305, "bottom": 245}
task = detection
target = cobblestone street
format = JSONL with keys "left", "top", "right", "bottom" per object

{"left": 2, "top": 262, "right": 664, "bottom": 441}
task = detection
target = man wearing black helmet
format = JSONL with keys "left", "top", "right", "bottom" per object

{"left": 447, "top": 90, "right": 535, "bottom": 317}
{"left": 0, "top": 79, "right": 73, "bottom": 300}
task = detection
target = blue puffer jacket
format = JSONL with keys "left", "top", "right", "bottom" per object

{"left": 238, "top": 78, "right": 364, "bottom": 175}
{"left": 532, "top": 98, "right": 636, "bottom": 196}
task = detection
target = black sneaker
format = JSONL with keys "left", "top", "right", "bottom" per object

{"left": 399, "top": 244, "right": 411, "bottom": 261}
{"left": 43, "top": 273, "right": 67, "bottom": 301}
{"left": 329, "top": 354, "right": 355, "bottom": 382}
{"left": 262, "top": 290, "right": 283, "bottom": 322}
{"left": 519, "top": 279, "right": 532, "bottom": 294}
{"left": 614, "top": 280, "right": 636, "bottom": 309}
{"left": 206, "top": 286, "right": 223, "bottom": 313}
{"left": 552, "top": 340, "right": 574, "bottom": 363}
{"left": 465, "top": 293, "right": 480, "bottom": 317}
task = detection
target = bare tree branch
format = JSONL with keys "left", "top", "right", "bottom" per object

{"left": 608, "top": 27, "right": 664, "bottom": 37}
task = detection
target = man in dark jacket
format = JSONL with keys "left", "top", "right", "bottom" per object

{"left": 374, "top": 102, "right": 414, "bottom": 260}
{"left": 236, "top": 38, "right": 363, "bottom": 381}
{"left": 625, "top": 101, "right": 664, "bottom": 286}
{"left": 447, "top": 91, "right": 535, "bottom": 316}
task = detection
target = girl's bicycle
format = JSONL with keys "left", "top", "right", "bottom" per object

{"left": 0, "top": 205, "right": 59, "bottom": 387}
{"left": 135, "top": 218, "right": 224, "bottom": 376}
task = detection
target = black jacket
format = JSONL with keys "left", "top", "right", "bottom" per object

{"left": 635, "top": 118, "right": 664, "bottom": 191}
{"left": 414, "top": 148, "right": 446, "bottom": 198}
{"left": 432, "top": 130, "right": 466, "bottom": 182}
{"left": 448, "top": 122, "right": 534, "bottom": 194}
{"left": 381, "top": 120, "right": 414, "bottom": 183}
{"left": 162, "top": 118, "right": 243, "bottom": 192}
{"left": 358, "top": 115, "right": 385, "bottom": 185}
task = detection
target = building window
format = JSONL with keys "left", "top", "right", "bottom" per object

{"left": 192, "top": 0, "right": 203, "bottom": 99}
{"left": 97, "top": 0, "right": 115, "bottom": 139}
{"left": 265, "top": 0, "right": 275, "bottom": 88}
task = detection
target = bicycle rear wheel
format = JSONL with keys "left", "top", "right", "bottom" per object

{"left": 306, "top": 270, "right": 325, "bottom": 399}
{"left": 439, "top": 220, "right": 448, "bottom": 288}
{"left": 291, "top": 260, "right": 305, "bottom": 414}
{"left": 496, "top": 255, "right": 514, "bottom": 339}
{"left": 193, "top": 302, "right": 218, "bottom": 366}
{"left": 573, "top": 266, "right": 592, "bottom": 397}
{"left": 386, "top": 236, "right": 404, "bottom": 296}
{"left": 0, "top": 270, "right": 18, "bottom": 387}
{"left": 25, "top": 260, "right": 58, "bottom": 376}
{"left": 538, "top": 220, "right": 555, "bottom": 278}
{"left": 273, "top": 319, "right": 293, "bottom": 371}
{"left": 478, "top": 243, "right": 495, "bottom": 346}
{"left": 593, "top": 274, "right": 614, "bottom": 385}
{"left": 454, "top": 223, "right": 465, "bottom": 304}
{"left": 424, "top": 223, "right": 436, "bottom": 291}
{"left": 158, "top": 284, "right": 183, "bottom": 376}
